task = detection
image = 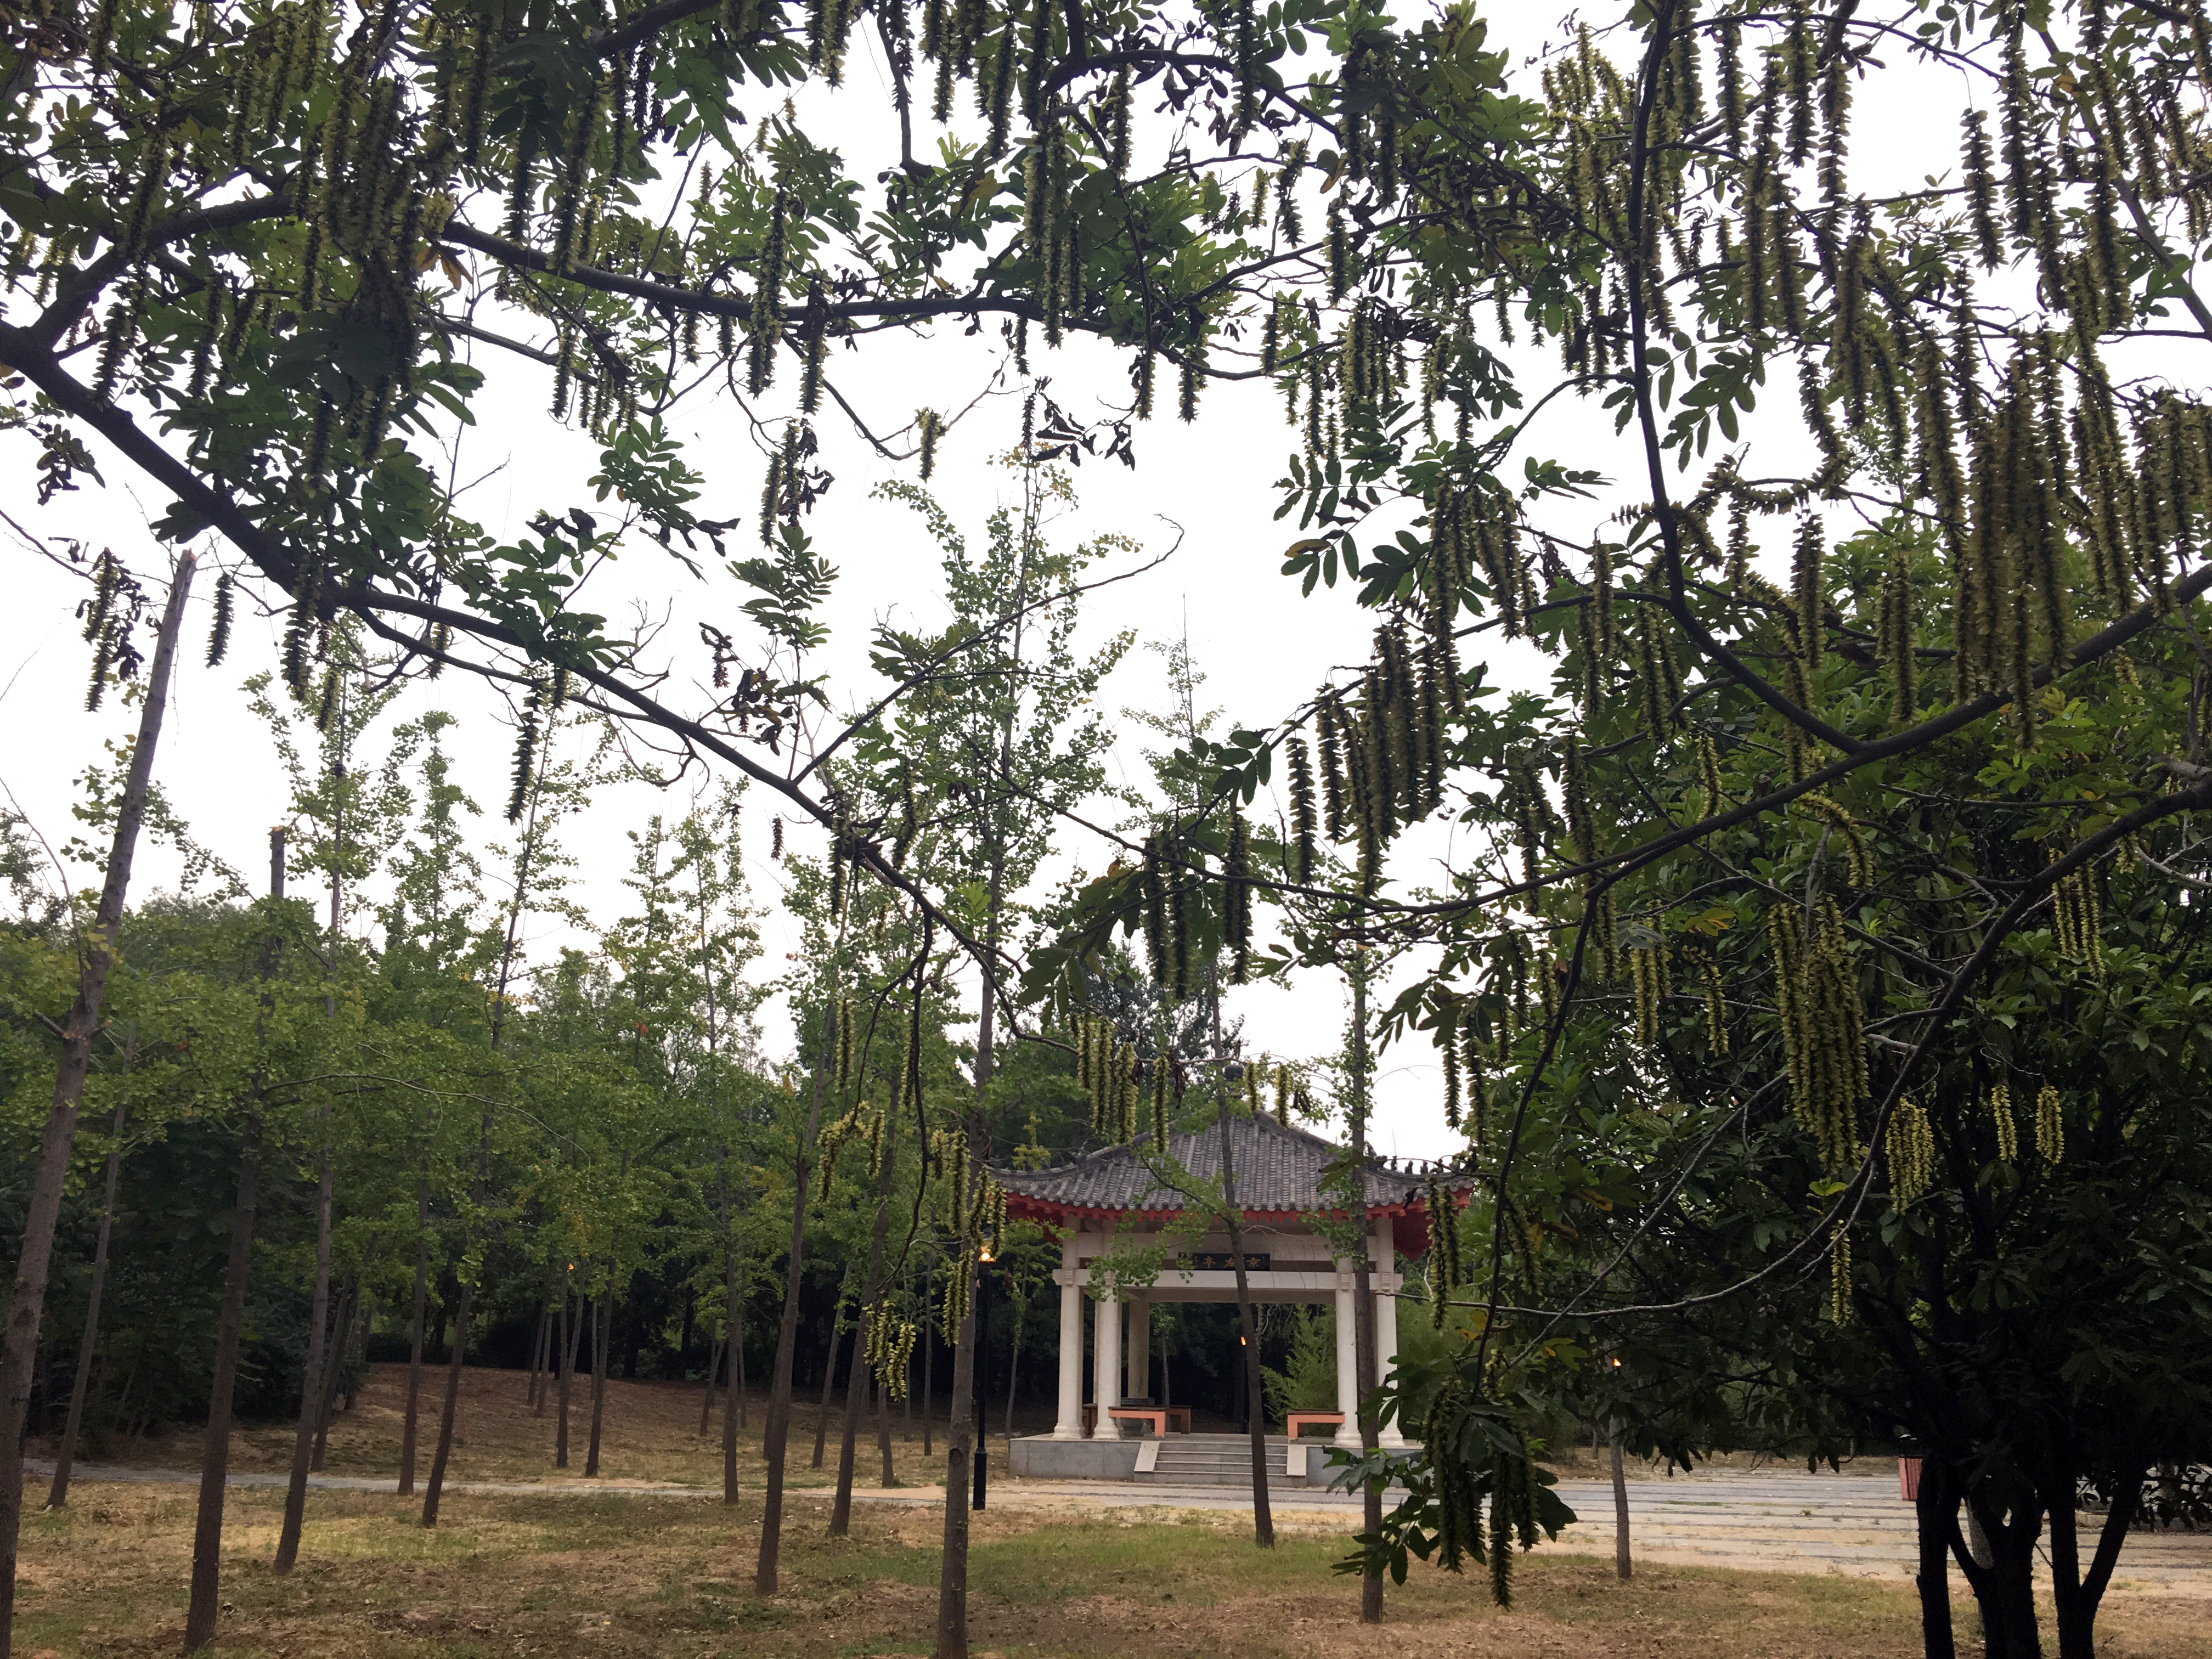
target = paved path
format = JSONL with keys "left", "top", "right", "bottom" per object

{"left": 35, "top": 1460, "right": 2210, "bottom": 1594}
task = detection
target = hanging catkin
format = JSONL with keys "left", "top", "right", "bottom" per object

{"left": 1768, "top": 901, "right": 1867, "bottom": 1172}
{"left": 1987, "top": 1079, "right": 2018, "bottom": 1164}
{"left": 2034, "top": 1083, "right": 2063, "bottom": 1164}
{"left": 1887, "top": 1098, "right": 1936, "bottom": 1202}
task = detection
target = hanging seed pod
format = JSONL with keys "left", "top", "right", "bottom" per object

{"left": 506, "top": 682, "right": 543, "bottom": 822}
{"left": 916, "top": 408, "right": 943, "bottom": 479}
{"left": 1223, "top": 808, "right": 1252, "bottom": 984}
{"left": 1877, "top": 553, "right": 1915, "bottom": 727}
{"left": 1829, "top": 1232, "right": 1852, "bottom": 1325}
{"left": 1148, "top": 1052, "right": 1167, "bottom": 1146}
{"left": 204, "top": 571, "right": 236, "bottom": 668}
{"left": 1628, "top": 945, "right": 1666, "bottom": 1045}
{"left": 1441, "top": 1029, "right": 1462, "bottom": 1130}
{"left": 1316, "top": 692, "right": 1348, "bottom": 840}
{"left": 2034, "top": 1084, "right": 2063, "bottom": 1164}
{"left": 1887, "top": 1098, "right": 1936, "bottom": 1203}
{"left": 1166, "top": 860, "right": 1190, "bottom": 1001}
{"left": 1141, "top": 831, "right": 1168, "bottom": 987}
{"left": 834, "top": 998, "right": 854, "bottom": 1092}
{"left": 1694, "top": 730, "right": 1724, "bottom": 822}
{"left": 1285, "top": 737, "right": 1318, "bottom": 881}
{"left": 1800, "top": 791, "right": 1872, "bottom": 888}
{"left": 1987, "top": 1079, "right": 2018, "bottom": 1164}
{"left": 1696, "top": 951, "right": 1728, "bottom": 1053}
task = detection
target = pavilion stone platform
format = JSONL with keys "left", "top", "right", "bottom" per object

{"left": 995, "top": 1113, "right": 1457, "bottom": 1486}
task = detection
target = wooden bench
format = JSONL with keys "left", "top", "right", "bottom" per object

{"left": 1285, "top": 1411, "right": 1345, "bottom": 1440}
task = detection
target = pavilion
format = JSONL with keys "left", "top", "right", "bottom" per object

{"left": 996, "top": 1113, "right": 1455, "bottom": 1482}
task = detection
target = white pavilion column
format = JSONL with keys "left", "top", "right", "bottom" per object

{"left": 1092, "top": 1286, "right": 1122, "bottom": 1426}
{"left": 1050, "top": 1270, "right": 1085, "bottom": 1440}
{"left": 1333, "top": 1266, "right": 1359, "bottom": 1447}
{"left": 1124, "top": 1295, "right": 1151, "bottom": 1402}
{"left": 1374, "top": 1273, "right": 1407, "bottom": 1447}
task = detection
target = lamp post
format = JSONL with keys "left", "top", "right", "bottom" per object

{"left": 973, "top": 1243, "right": 991, "bottom": 1511}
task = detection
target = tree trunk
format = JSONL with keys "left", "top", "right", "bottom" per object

{"left": 2047, "top": 1453, "right": 2140, "bottom": 1659}
{"left": 47, "top": 1073, "right": 130, "bottom": 1510}
{"left": 699, "top": 1333, "right": 722, "bottom": 1435}
{"left": 1610, "top": 1426, "right": 1632, "bottom": 1580}
{"left": 1216, "top": 987, "right": 1275, "bottom": 1550}
{"left": 312, "top": 1277, "right": 358, "bottom": 1469}
{"left": 274, "top": 1105, "right": 337, "bottom": 1573}
{"left": 1347, "top": 957, "right": 1383, "bottom": 1624}
{"left": 183, "top": 1122, "right": 261, "bottom": 1652}
{"left": 754, "top": 1053, "right": 829, "bottom": 1595}
{"left": 556, "top": 1287, "right": 580, "bottom": 1468}
{"left": 934, "top": 1249, "right": 979, "bottom": 1659}
{"left": 1003, "top": 1291, "right": 1023, "bottom": 1440}
{"left": 586, "top": 1285, "right": 612, "bottom": 1476}
{"left": 834, "top": 1104, "right": 902, "bottom": 1530}
{"left": 528, "top": 1300, "right": 550, "bottom": 1412}
{"left": 183, "top": 820, "right": 281, "bottom": 1655}
{"left": 877, "top": 1350, "right": 897, "bottom": 1486}
{"left": 723, "top": 1249, "right": 742, "bottom": 1501}
{"left": 420, "top": 1279, "right": 472, "bottom": 1525}
{"left": 399, "top": 1173, "right": 429, "bottom": 1494}
{"left": 0, "top": 554, "right": 195, "bottom": 1652}
{"left": 1913, "top": 1453, "right": 1959, "bottom": 1659}
{"left": 812, "top": 1296, "right": 848, "bottom": 1470}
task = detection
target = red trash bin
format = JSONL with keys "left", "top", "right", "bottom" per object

{"left": 1899, "top": 1457, "right": 1922, "bottom": 1500}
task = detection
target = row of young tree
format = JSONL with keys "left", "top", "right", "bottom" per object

{"left": 6, "top": 1, "right": 2212, "bottom": 1657}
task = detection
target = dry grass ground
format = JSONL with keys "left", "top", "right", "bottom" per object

{"left": 15, "top": 1481, "right": 2212, "bottom": 1659}
{"left": 52, "top": 1363, "right": 972, "bottom": 1493}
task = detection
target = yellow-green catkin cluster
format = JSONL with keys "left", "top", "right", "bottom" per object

{"left": 815, "top": 1101, "right": 881, "bottom": 1206}
{"left": 1273, "top": 1063, "right": 1293, "bottom": 1126}
{"left": 1987, "top": 1079, "right": 2019, "bottom": 1164}
{"left": 1077, "top": 1012, "right": 1135, "bottom": 1140}
{"left": 1147, "top": 1043, "right": 1170, "bottom": 1146}
{"left": 2051, "top": 864, "right": 2104, "bottom": 976}
{"left": 864, "top": 1302, "right": 919, "bottom": 1400}
{"left": 1829, "top": 1231, "right": 1853, "bottom": 1325}
{"left": 1769, "top": 900, "right": 1868, "bottom": 1172}
{"left": 2034, "top": 1083, "right": 2064, "bottom": 1164}
{"left": 1441, "top": 1030, "right": 1463, "bottom": 1130}
{"left": 1628, "top": 945, "right": 1669, "bottom": 1045}
{"left": 1799, "top": 791, "right": 1872, "bottom": 888}
{"left": 1696, "top": 950, "right": 1730, "bottom": 1054}
{"left": 833, "top": 997, "right": 856, "bottom": 1094}
{"left": 1308, "top": 615, "right": 1464, "bottom": 878}
{"left": 1887, "top": 1098, "right": 1936, "bottom": 1203}
{"left": 1424, "top": 1172, "right": 1464, "bottom": 1329}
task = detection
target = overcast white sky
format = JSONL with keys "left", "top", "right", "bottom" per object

{"left": 0, "top": 8, "right": 1991, "bottom": 1161}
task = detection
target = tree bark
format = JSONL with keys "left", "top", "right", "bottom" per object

{"left": 420, "top": 1278, "right": 472, "bottom": 1523}
{"left": 528, "top": 1300, "right": 550, "bottom": 1412}
{"left": 398, "top": 1173, "right": 430, "bottom": 1493}
{"left": 1347, "top": 956, "right": 1383, "bottom": 1624}
{"left": 723, "top": 1248, "right": 742, "bottom": 1501}
{"left": 274, "top": 1104, "right": 337, "bottom": 1572}
{"left": 1215, "top": 986, "right": 1276, "bottom": 1550}
{"left": 182, "top": 819, "right": 280, "bottom": 1655}
{"left": 312, "top": 1277, "right": 358, "bottom": 1469}
{"left": 812, "top": 1287, "right": 847, "bottom": 1471}
{"left": 556, "top": 1286, "right": 580, "bottom": 1468}
{"left": 587, "top": 1287, "right": 611, "bottom": 1476}
{"left": 47, "top": 1069, "right": 130, "bottom": 1510}
{"left": 754, "top": 1052, "right": 829, "bottom": 1595}
{"left": 183, "top": 1122, "right": 261, "bottom": 1652}
{"left": 1912, "top": 1454, "right": 1959, "bottom": 1659}
{"left": 834, "top": 1104, "right": 901, "bottom": 1530}
{"left": 1, "top": 554, "right": 195, "bottom": 1652}
{"left": 1610, "top": 1427, "right": 1632, "bottom": 1581}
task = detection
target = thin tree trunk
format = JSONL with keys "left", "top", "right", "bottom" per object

{"left": 420, "top": 1277, "right": 472, "bottom": 1524}
{"left": 274, "top": 1104, "right": 337, "bottom": 1573}
{"left": 398, "top": 1172, "right": 429, "bottom": 1494}
{"left": 723, "top": 1249, "right": 742, "bottom": 1500}
{"left": 182, "top": 820, "right": 280, "bottom": 1655}
{"left": 586, "top": 1285, "right": 611, "bottom": 1476}
{"left": 528, "top": 1301, "right": 550, "bottom": 1412}
{"left": 699, "top": 1333, "right": 723, "bottom": 1435}
{"left": 812, "top": 1292, "right": 847, "bottom": 1470}
{"left": 754, "top": 1049, "right": 830, "bottom": 1595}
{"left": 1347, "top": 956, "right": 1383, "bottom": 1624}
{"left": 311, "top": 1277, "right": 358, "bottom": 1469}
{"left": 47, "top": 1068, "right": 130, "bottom": 1510}
{"left": 556, "top": 1287, "right": 580, "bottom": 1468}
{"left": 1610, "top": 1426, "right": 1632, "bottom": 1580}
{"left": 877, "top": 1352, "right": 896, "bottom": 1487}
{"left": 1216, "top": 983, "right": 1275, "bottom": 1550}
{"left": 835, "top": 1098, "right": 901, "bottom": 1528}
{"left": 937, "top": 981, "right": 995, "bottom": 1657}
{"left": 1, "top": 554, "right": 195, "bottom": 1653}
{"left": 183, "top": 1122, "right": 261, "bottom": 1652}
{"left": 1003, "top": 1292, "right": 1023, "bottom": 1440}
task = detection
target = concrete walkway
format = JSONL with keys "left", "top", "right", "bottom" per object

{"left": 33, "top": 1460, "right": 2210, "bottom": 1594}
